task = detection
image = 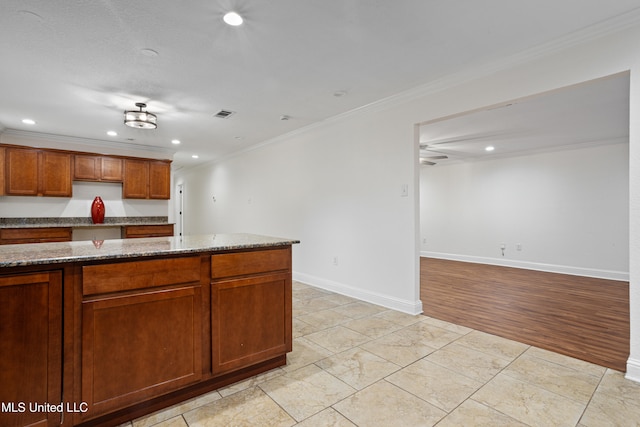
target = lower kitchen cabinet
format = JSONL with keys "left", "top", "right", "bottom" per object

{"left": 0, "top": 271, "right": 62, "bottom": 427}
{"left": 81, "top": 285, "right": 202, "bottom": 420}
{"left": 0, "top": 241, "right": 295, "bottom": 426}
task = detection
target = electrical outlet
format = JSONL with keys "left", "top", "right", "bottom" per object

{"left": 333, "top": 256, "right": 338, "bottom": 266}
{"left": 500, "top": 243, "right": 506, "bottom": 250}
{"left": 516, "top": 243, "right": 522, "bottom": 251}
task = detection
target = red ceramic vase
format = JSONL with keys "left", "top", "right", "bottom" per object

{"left": 91, "top": 196, "right": 105, "bottom": 224}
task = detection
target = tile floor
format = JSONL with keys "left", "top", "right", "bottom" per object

{"left": 119, "top": 281, "right": 640, "bottom": 427}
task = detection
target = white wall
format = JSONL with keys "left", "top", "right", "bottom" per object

{"left": 175, "top": 22, "right": 640, "bottom": 380}
{"left": 0, "top": 181, "right": 168, "bottom": 219}
{"left": 420, "top": 142, "right": 629, "bottom": 280}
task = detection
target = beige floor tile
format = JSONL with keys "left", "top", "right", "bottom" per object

{"left": 473, "top": 374, "right": 586, "bottom": 427}
{"left": 421, "top": 316, "right": 473, "bottom": 335}
{"left": 132, "top": 390, "right": 221, "bottom": 427}
{"left": 259, "top": 364, "right": 356, "bottom": 422}
{"left": 295, "top": 408, "right": 357, "bottom": 426}
{"left": 333, "top": 380, "right": 446, "bottom": 427}
{"left": 373, "top": 309, "right": 424, "bottom": 327}
{"left": 297, "top": 308, "right": 353, "bottom": 329}
{"left": 503, "top": 352, "right": 600, "bottom": 403}
{"left": 395, "top": 321, "right": 462, "bottom": 349}
{"left": 342, "top": 316, "right": 403, "bottom": 339}
{"left": 152, "top": 416, "right": 187, "bottom": 427}
{"left": 360, "top": 328, "right": 437, "bottom": 366}
{"left": 454, "top": 330, "right": 528, "bottom": 361}
{"left": 593, "top": 369, "right": 640, "bottom": 398}
{"left": 315, "top": 347, "right": 400, "bottom": 389}
{"left": 319, "top": 293, "right": 360, "bottom": 306}
{"left": 426, "top": 342, "right": 511, "bottom": 382}
{"left": 293, "top": 287, "right": 332, "bottom": 301}
{"left": 330, "top": 301, "right": 388, "bottom": 319}
{"left": 283, "top": 337, "right": 333, "bottom": 372}
{"left": 183, "top": 387, "right": 295, "bottom": 427}
{"left": 436, "top": 399, "right": 529, "bottom": 427}
{"left": 386, "top": 359, "right": 483, "bottom": 412}
{"left": 580, "top": 369, "right": 640, "bottom": 427}
{"left": 293, "top": 296, "right": 342, "bottom": 316}
{"left": 293, "top": 317, "right": 324, "bottom": 338}
{"left": 218, "top": 367, "right": 284, "bottom": 397}
{"left": 524, "top": 346, "right": 607, "bottom": 377}
{"left": 305, "top": 326, "right": 371, "bottom": 354}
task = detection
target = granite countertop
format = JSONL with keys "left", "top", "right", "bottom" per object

{"left": 0, "top": 216, "right": 172, "bottom": 229}
{"left": 0, "top": 233, "right": 300, "bottom": 267}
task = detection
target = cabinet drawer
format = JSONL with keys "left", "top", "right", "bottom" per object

{"left": 0, "top": 227, "right": 72, "bottom": 244}
{"left": 83, "top": 256, "right": 201, "bottom": 296}
{"left": 211, "top": 247, "right": 291, "bottom": 279}
{"left": 123, "top": 224, "right": 174, "bottom": 238}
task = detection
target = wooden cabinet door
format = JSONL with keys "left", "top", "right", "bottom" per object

{"left": 5, "top": 147, "right": 39, "bottom": 196}
{"left": 5, "top": 148, "right": 71, "bottom": 197}
{"left": 100, "top": 157, "right": 123, "bottom": 182}
{"left": 211, "top": 273, "right": 292, "bottom": 373}
{"left": 123, "top": 159, "right": 149, "bottom": 199}
{"left": 149, "top": 161, "right": 171, "bottom": 199}
{"left": 81, "top": 285, "right": 202, "bottom": 420}
{"left": 74, "top": 155, "right": 100, "bottom": 181}
{"left": 40, "top": 151, "right": 72, "bottom": 197}
{"left": 0, "top": 271, "right": 62, "bottom": 427}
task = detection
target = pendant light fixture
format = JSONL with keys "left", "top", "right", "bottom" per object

{"left": 124, "top": 102, "right": 157, "bottom": 129}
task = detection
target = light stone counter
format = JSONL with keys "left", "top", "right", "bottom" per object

{"left": 0, "top": 216, "right": 170, "bottom": 228}
{"left": 0, "top": 233, "right": 300, "bottom": 267}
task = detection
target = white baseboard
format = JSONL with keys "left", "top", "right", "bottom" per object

{"left": 420, "top": 251, "right": 629, "bottom": 282}
{"left": 626, "top": 358, "right": 640, "bottom": 383}
{"left": 293, "top": 271, "right": 423, "bottom": 315}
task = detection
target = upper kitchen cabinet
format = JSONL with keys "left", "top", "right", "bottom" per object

{"left": 74, "top": 155, "right": 123, "bottom": 182}
{"left": 5, "top": 147, "right": 72, "bottom": 197}
{"left": 123, "top": 159, "right": 171, "bottom": 199}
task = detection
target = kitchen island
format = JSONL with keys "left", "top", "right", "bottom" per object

{"left": 0, "top": 233, "right": 299, "bottom": 427}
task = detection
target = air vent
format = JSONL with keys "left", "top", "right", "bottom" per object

{"left": 214, "top": 109, "right": 236, "bottom": 119}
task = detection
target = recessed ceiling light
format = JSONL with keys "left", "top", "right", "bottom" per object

{"left": 485, "top": 146, "right": 495, "bottom": 152}
{"left": 171, "top": 139, "right": 181, "bottom": 145}
{"left": 333, "top": 90, "right": 348, "bottom": 97}
{"left": 22, "top": 118, "right": 36, "bottom": 125}
{"left": 223, "top": 11, "right": 243, "bottom": 26}
{"left": 107, "top": 130, "right": 118, "bottom": 136}
{"left": 192, "top": 154, "right": 199, "bottom": 159}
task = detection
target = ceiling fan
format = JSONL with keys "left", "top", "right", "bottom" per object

{"left": 419, "top": 143, "right": 448, "bottom": 166}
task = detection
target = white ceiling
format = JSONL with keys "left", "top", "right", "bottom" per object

{"left": 0, "top": 1, "right": 639, "bottom": 169}
{"left": 419, "top": 73, "right": 630, "bottom": 166}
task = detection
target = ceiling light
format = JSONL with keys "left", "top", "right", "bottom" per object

{"left": 485, "top": 146, "right": 495, "bottom": 152}
{"left": 192, "top": 154, "right": 199, "bottom": 159}
{"left": 171, "top": 139, "right": 181, "bottom": 145}
{"left": 107, "top": 130, "right": 118, "bottom": 136}
{"left": 22, "top": 118, "right": 36, "bottom": 125}
{"left": 124, "top": 103, "right": 157, "bottom": 129}
{"left": 223, "top": 11, "right": 243, "bottom": 26}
